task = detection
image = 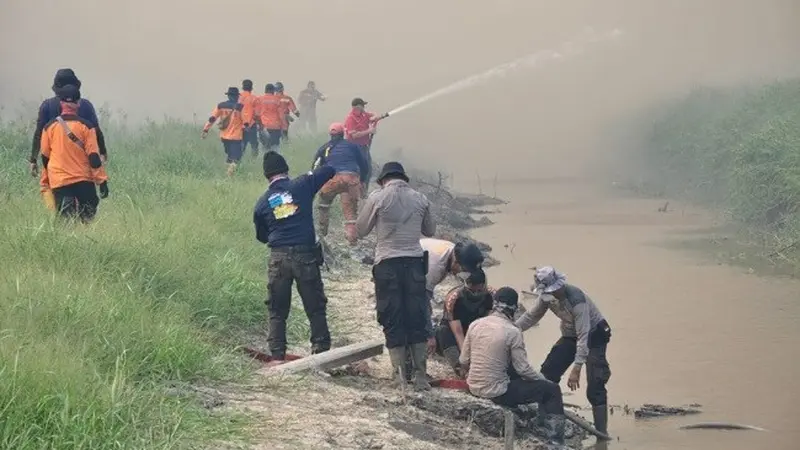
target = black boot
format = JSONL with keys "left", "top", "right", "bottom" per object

{"left": 592, "top": 405, "right": 611, "bottom": 440}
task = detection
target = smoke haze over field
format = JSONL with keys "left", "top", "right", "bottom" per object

{"left": 2, "top": 0, "right": 799, "bottom": 178}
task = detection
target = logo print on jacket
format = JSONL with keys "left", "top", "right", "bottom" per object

{"left": 268, "top": 191, "right": 298, "bottom": 220}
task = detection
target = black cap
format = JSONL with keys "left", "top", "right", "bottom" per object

{"left": 225, "top": 87, "right": 240, "bottom": 96}
{"left": 53, "top": 68, "right": 81, "bottom": 90}
{"left": 275, "top": 81, "right": 284, "bottom": 91}
{"left": 263, "top": 151, "right": 289, "bottom": 179}
{"left": 351, "top": 97, "right": 368, "bottom": 107}
{"left": 242, "top": 79, "right": 253, "bottom": 91}
{"left": 265, "top": 83, "right": 276, "bottom": 93}
{"left": 494, "top": 287, "right": 519, "bottom": 308}
{"left": 56, "top": 84, "right": 81, "bottom": 102}
{"left": 466, "top": 268, "right": 486, "bottom": 285}
{"left": 454, "top": 243, "right": 484, "bottom": 273}
{"left": 376, "top": 161, "right": 409, "bottom": 184}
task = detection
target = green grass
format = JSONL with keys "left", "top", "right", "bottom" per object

{"left": 0, "top": 109, "right": 329, "bottom": 449}
{"left": 645, "top": 78, "right": 800, "bottom": 273}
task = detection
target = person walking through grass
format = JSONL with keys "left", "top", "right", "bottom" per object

{"left": 39, "top": 84, "right": 109, "bottom": 222}
{"left": 202, "top": 87, "right": 244, "bottom": 177}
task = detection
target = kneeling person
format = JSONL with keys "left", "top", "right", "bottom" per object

{"left": 460, "top": 287, "right": 566, "bottom": 444}
{"left": 436, "top": 269, "right": 494, "bottom": 377}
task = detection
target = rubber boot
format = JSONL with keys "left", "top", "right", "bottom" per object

{"left": 442, "top": 346, "right": 463, "bottom": 377}
{"left": 543, "top": 414, "right": 566, "bottom": 445}
{"left": 387, "top": 347, "right": 408, "bottom": 388}
{"left": 409, "top": 342, "right": 431, "bottom": 391}
{"left": 592, "top": 405, "right": 611, "bottom": 440}
{"left": 403, "top": 353, "right": 413, "bottom": 383}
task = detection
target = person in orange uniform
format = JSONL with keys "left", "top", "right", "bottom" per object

{"left": 256, "top": 83, "right": 284, "bottom": 153}
{"left": 239, "top": 79, "right": 260, "bottom": 157}
{"left": 202, "top": 87, "right": 244, "bottom": 176}
{"left": 275, "top": 82, "right": 299, "bottom": 142}
{"left": 39, "top": 84, "right": 109, "bottom": 222}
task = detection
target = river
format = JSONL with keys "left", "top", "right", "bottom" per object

{"left": 467, "top": 174, "right": 800, "bottom": 450}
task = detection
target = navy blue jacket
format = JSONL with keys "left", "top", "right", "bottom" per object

{"left": 254, "top": 165, "right": 336, "bottom": 248}
{"left": 313, "top": 138, "right": 368, "bottom": 182}
{"left": 31, "top": 97, "right": 107, "bottom": 160}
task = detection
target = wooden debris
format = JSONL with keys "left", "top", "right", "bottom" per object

{"left": 264, "top": 339, "right": 385, "bottom": 375}
{"left": 634, "top": 403, "right": 702, "bottom": 419}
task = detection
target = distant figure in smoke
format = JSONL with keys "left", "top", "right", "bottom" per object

{"left": 30, "top": 69, "right": 109, "bottom": 178}
{"left": 313, "top": 122, "right": 369, "bottom": 246}
{"left": 201, "top": 87, "right": 244, "bottom": 176}
{"left": 516, "top": 266, "right": 613, "bottom": 440}
{"left": 256, "top": 84, "right": 284, "bottom": 153}
{"left": 39, "top": 84, "right": 110, "bottom": 222}
{"left": 297, "top": 81, "right": 326, "bottom": 133}
{"left": 239, "top": 79, "right": 260, "bottom": 157}
{"left": 275, "top": 82, "right": 299, "bottom": 142}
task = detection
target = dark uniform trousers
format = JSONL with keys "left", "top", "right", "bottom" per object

{"left": 491, "top": 366, "right": 565, "bottom": 415}
{"left": 373, "top": 256, "right": 428, "bottom": 349}
{"left": 53, "top": 180, "right": 100, "bottom": 223}
{"left": 242, "top": 126, "right": 259, "bottom": 155}
{"left": 267, "top": 245, "right": 330, "bottom": 357}
{"left": 540, "top": 320, "right": 612, "bottom": 407}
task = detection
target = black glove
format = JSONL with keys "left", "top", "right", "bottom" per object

{"left": 99, "top": 181, "right": 109, "bottom": 199}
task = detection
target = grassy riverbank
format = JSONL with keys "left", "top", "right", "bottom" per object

{"left": 0, "top": 112, "right": 327, "bottom": 449}
{"left": 644, "top": 78, "right": 800, "bottom": 273}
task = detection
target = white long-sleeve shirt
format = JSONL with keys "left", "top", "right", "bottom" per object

{"left": 515, "top": 284, "right": 606, "bottom": 366}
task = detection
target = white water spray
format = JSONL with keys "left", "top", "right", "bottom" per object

{"left": 384, "top": 28, "right": 625, "bottom": 118}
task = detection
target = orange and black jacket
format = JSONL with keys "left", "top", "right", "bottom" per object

{"left": 239, "top": 91, "right": 258, "bottom": 128}
{"left": 256, "top": 94, "right": 283, "bottom": 130}
{"left": 278, "top": 94, "right": 298, "bottom": 130}
{"left": 31, "top": 97, "right": 107, "bottom": 163}
{"left": 40, "top": 113, "right": 108, "bottom": 190}
{"left": 203, "top": 100, "right": 244, "bottom": 141}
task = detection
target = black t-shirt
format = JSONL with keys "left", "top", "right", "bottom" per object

{"left": 441, "top": 286, "right": 495, "bottom": 331}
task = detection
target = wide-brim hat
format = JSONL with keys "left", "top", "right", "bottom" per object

{"left": 225, "top": 87, "right": 240, "bottom": 96}
{"left": 376, "top": 161, "right": 409, "bottom": 184}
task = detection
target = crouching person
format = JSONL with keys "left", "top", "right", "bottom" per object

{"left": 435, "top": 269, "right": 494, "bottom": 378}
{"left": 460, "top": 287, "right": 566, "bottom": 444}
{"left": 516, "top": 266, "right": 612, "bottom": 439}
{"left": 40, "top": 84, "right": 109, "bottom": 222}
{"left": 313, "top": 122, "right": 368, "bottom": 246}
{"left": 253, "top": 152, "right": 336, "bottom": 359}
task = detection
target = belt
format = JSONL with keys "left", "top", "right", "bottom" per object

{"left": 270, "top": 244, "right": 317, "bottom": 253}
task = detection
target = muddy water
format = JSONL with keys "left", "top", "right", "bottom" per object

{"left": 467, "top": 176, "right": 800, "bottom": 450}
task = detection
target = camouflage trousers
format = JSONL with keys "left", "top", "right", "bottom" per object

{"left": 317, "top": 172, "right": 361, "bottom": 245}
